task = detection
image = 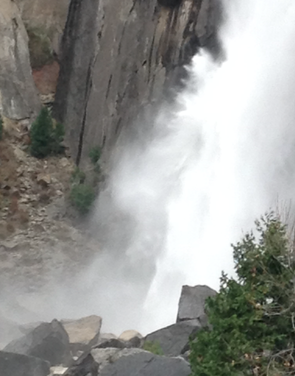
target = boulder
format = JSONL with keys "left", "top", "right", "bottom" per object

{"left": 50, "top": 366, "right": 68, "bottom": 376}
{"left": 0, "top": 0, "right": 40, "bottom": 120}
{"left": 0, "top": 351, "right": 50, "bottom": 376}
{"left": 91, "top": 348, "right": 122, "bottom": 371}
{"left": 144, "top": 320, "right": 202, "bottom": 356}
{"left": 95, "top": 338, "right": 127, "bottom": 349}
{"left": 119, "top": 330, "right": 142, "bottom": 342}
{"left": 4, "top": 319, "right": 72, "bottom": 366}
{"left": 62, "top": 315, "right": 102, "bottom": 352}
{"left": 64, "top": 351, "right": 98, "bottom": 376}
{"left": 99, "top": 349, "right": 191, "bottom": 376}
{"left": 176, "top": 285, "right": 217, "bottom": 325}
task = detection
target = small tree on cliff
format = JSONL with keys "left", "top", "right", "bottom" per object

{"left": 30, "top": 107, "right": 64, "bottom": 158}
{"left": 190, "top": 213, "right": 295, "bottom": 376}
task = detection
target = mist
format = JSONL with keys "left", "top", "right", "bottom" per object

{"left": 2, "top": 0, "right": 295, "bottom": 340}
{"left": 89, "top": 0, "right": 295, "bottom": 334}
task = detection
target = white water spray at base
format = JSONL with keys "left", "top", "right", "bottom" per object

{"left": 91, "top": 0, "right": 295, "bottom": 334}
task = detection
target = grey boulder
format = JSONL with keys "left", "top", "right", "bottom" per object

{"left": 144, "top": 320, "right": 201, "bottom": 356}
{"left": 99, "top": 350, "right": 191, "bottom": 376}
{"left": 0, "top": 351, "right": 50, "bottom": 376}
{"left": 4, "top": 319, "right": 72, "bottom": 366}
{"left": 177, "top": 285, "right": 217, "bottom": 325}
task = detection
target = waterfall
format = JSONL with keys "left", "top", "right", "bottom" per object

{"left": 90, "top": 0, "right": 295, "bottom": 334}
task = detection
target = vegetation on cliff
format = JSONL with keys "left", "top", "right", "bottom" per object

{"left": 30, "top": 107, "right": 64, "bottom": 158}
{"left": 190, "top": 213, "right": 295, "bottom": 376}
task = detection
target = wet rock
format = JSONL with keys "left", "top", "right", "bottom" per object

{"left": 0, "top": 351, "right": 50, "bottom": 376}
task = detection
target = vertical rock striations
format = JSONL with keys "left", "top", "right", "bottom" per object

{"left": 55, "top": 0, "right": 220, "bottom": 164}
{"left": 0, "top": 0, "right": 40, "bottom": 120}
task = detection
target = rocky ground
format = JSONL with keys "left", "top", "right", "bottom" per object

{"left": 0, "top": 119, "right": 102, "bottom": 342}
{"left": 0, "top": 285, "right": 215, "bottom": 376}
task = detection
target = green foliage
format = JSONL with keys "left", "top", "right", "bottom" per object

{"left": 89, "top": 146, "right": 101, "bottom": 165}
{"left": 190, "top": 213, "right": 295, "bottom": 376}
{"left": 143, "top": 341, "right": 164, "bottom": 356}
{"left": 30, "top": 107, "right": 64, "bottom": 158}
{"left": 51, "top": 122, "right": 65, "bottom": 154}
{"left": 71, "top": 167, "right": 86, "bottom": 185}
{"left": 26, "top": 26, "right": 54, "bottom": 69}
{"left": 0, "top": 116, "right": 3, "bottom": 140}
{"left": 70, "top": 184, "right": 95, "bottom": 215}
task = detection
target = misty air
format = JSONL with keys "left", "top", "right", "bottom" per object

{"left": 0, "top": 0, "right": 295, "bottom": 375}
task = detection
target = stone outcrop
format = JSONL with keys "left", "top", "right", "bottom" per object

{"left": 0, "top": 0, "right": 40, "bottom": 120}
{"left": 0, "top": 351, "right": 50, "bottom": 376}
{"left": 176, "top": 285, "right": 217, "bottom": 325}
{"left": 54, "top": 0, "right": 220, "bottom": 164}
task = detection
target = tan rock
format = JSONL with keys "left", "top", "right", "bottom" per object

{"left": 119, "top": 330, "right": 143, "bottom": 342}
{"left": 37, "top": 173, "right": 51, "bottom": 187}
{"left": 62, "top": 315, "right": 102, "bottom": 347}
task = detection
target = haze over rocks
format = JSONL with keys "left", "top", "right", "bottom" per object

{"left": 0, "top": 285, "right": 215, "bottom": 376}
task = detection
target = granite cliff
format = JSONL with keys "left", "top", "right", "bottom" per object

{"left": 54, "top": 0, "right": 220, "bottom": 164}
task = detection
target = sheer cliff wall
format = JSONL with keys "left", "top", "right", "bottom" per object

{"left": 54, "top": 0, "right": 219, "bottom": 164}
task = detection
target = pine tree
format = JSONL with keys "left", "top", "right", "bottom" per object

{"left": 30, "top": 107, "right": 53, "bottom": 158}
{"left": 190, "top": 213, "right": 295, "bottom": 376}
{"left": 30, "top": 108, "right": 65, "bottom": 158}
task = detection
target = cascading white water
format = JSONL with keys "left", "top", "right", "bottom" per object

{"left": 90, "top": 0, "right": 295, "bottom": 334}
{"left": 4, "top": 0, "right": 295, "bottom": 344}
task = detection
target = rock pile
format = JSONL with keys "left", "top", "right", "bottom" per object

{"left": 0, "top": 285, "right": 216, "bottom": 376}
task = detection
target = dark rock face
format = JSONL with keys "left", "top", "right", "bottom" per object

{"left": 0, "top": 351, "right": 50, "bottom": 376}
{"left": 176, "top": 285, "right": 217, "bottom": 325}
{"left": 54, "top": 0, "right": 220, "bottom": 164}
{"left": 4, "top": 319, "right": 72, "bottom": 366}
{"left": 144, "top": 320, "right": 201, "bottom": 356}
{"left": 64, "top": 351, "right": 98, "bottom": 376}
{"left": 99, "top": 350, "right": 191, "bottom": 376}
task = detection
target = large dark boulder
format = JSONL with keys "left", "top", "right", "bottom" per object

{"left": 144, "top": 320, "right": 201, "bottom": 356}
{"left": 4, "top": 319, "right": 72, "bottom": 366}
{"left": 64, "top": 351, "right": 98, "bottom": 376}
{"left": 0, "top": 351, "right": 50, "bottom": 376}
{"left": 99, "top": 350, "right": 191, "bottom": 376}
{"left": 177, "top": 285, "right": 217, "bottom": 325}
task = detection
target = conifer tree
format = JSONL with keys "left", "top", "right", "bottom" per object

{"left": 30, "top": 107, "right": 64, "bottom": 158}
{"left": 190, "top": 213, "right": 295, "bottom": 376}
{"left": 30, "top": 107, "right": 53, "bottom": 158}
